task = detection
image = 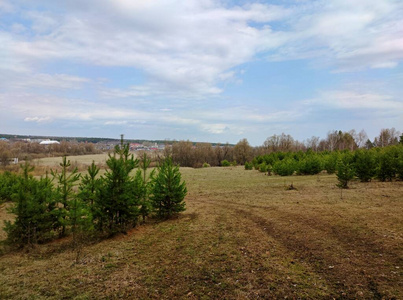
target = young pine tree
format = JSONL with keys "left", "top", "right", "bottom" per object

{"left": 52, "top": 156, "right": 81, "bottom": 237}
{"left": 69, "top": 194, "right": 93, "bottom": 251}
{"left": 0, "top": 171, "right": 19, "bottom": 203}
{"left": 150, "top": 157, "right": 187, "bottom": 219}
{"left": 377, "top": 147, "right": 398, "bottom": 181}
{"left": 136, "top": 153, "right": 155, "bottom": 224}
{"left": 133, "top": 170, "right": 146, "bottom": 222}
{"left": 4, "top": 162, "right": 56, "bottom": 247}
{"left": 336, "top": 156, "right": 355, "bottom": 189}
{"left": 353, "top": 149, "right": 376, "bottom": 182}
{"left": 324, "top": 152, "right": 339, "bottom": 174}
{"left": 78, "top": 161, "right": 101, "bottom": 206}
{"left": 94, "top": 142, "right": 139, "bottom": 234}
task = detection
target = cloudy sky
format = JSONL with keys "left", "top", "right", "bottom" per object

{"left": 0, "top": 0, "right": 402, "bottom": 145}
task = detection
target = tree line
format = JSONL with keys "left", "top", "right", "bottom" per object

{"left": 0, "top": 142, "right": 187, "bottom": 248}
{"left": 167, "top": 128, "right": 401, "bottom": 168}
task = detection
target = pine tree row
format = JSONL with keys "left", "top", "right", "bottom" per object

{"left": 0, "top": 143, "right": 187, "bottom": 248}
{"left": 249, "top": 145, "right": 403, "bottom": 187}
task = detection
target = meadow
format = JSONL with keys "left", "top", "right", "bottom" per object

{"left": 0, "top": 162, "right": 402, "bottom": 299}
{"left": 33, "top": 153, "right": 112, "bottom": 167}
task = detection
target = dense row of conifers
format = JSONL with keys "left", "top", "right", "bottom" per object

{"left": 246, "top": 145, "right": 403, "bottom": 184}
{"left": 0, "top": 144, "right": 187, "bottom": 248}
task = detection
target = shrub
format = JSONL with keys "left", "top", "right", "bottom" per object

{"left": 221, "top": 160, "right": 231, "bottom": 167}
{"left": 203, "top": 162, "right": 211, "bottom": 168}
{"left": 244, "top": 162, "right": 253, "bottom": 170}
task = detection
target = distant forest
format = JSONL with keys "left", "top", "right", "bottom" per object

{"left": 0, "top": 128, "right": 402, "bottom": 168}
{"left": 166, "top": 128, "right": 402, "bottom": 168}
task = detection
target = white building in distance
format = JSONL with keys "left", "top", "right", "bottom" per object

{"left": 39, "top": 140, "right": 60, "bottom": 145}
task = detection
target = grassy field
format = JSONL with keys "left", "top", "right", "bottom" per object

{"left": 27, "top": 153, "right": 133, "bottom": 175}
{"left": 33, "top": 153, "right": 112, "bottom": 167}
{"left": 0, "top": 166, "right": 402, "bottom": 299}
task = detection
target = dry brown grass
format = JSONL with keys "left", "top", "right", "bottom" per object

{"left": 29, "top": 153, "right": 111, "bottom": 174}
{"left": 34, "top": 153, "right": 112, "bottom": 167}
{"left": 0, "top": 167, "right": 402, "bottom": 299}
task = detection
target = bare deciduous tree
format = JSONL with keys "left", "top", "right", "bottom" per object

{"left": 233, "top": 138, "right": 252, "bottom": 165}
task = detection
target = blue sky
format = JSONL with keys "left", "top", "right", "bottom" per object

{"left": 0, "top": 0, "right": 402, "bottom": 145}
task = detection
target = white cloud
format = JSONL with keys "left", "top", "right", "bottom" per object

{"left": 1, "top": 0, "right": 292, "bottom": 96}
{"left": 305, "top": 90, "right": 403, "bottom": 112}
{"left": 10, "top": 73, "right": 91, "bottom": 90}
{"left": 259, "top": 0, "right": 403, "bottom": 72}
{"left": 200, "top": 123, "right": 229, "bottom": 134}
{"left": 24, "top": 116, "right": 51, "bottom": 123}
{"left": 2, "top": 0, "right": 402, "bottom": 97}
{"left": 0, "top": 90, "right": 307, "bottom": 136}
{"left": 104, "top": 120, "right": 128, "bottom": 126}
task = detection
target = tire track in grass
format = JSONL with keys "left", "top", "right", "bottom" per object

{"left": 191, "top": 197, "right": 402, "bottom": 299}
{"left": 191, "top": 198, "right": 332, "bottom": 298}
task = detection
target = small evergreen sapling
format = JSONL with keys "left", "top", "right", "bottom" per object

{"left": 336, "top": 157, "right": 355, "bottom": 189}
{"left": 137, "top": 153, "right": 154, "bottom": 224}
{"left": 150, "top": 158, "right": 187, "bottom": 219}
{"left": 4, "top": 162, "right": 56, "bottom": 247}
{"left": 244, "top": 162, "right": 253, "bottom": 170}
{"left": 73, "top": 162, "right": 98, "bottom": 258}
{"left": 78, "top": 161, "right": 100, "bottom": 206}
{"left": 69, "top": 194, "right": 93, "bottom": 254}
{"left": 0, "top": 171, "right": 19, "bottom": 203}
{"left": 133, "top": 170, "right": 146, "bottom": 222}
{"left": 297, "top": 155, "right": 323, "bottom": 175}
{"left": 52, "top": 156, "right": 81, "bottom": 237}
{"left": 273, "top": 158, "right": 296, "bottom": 176}
{"left": 377, "top": 147, "right": 398, "bottom": 181}
{"left": 94, "top": 142, "right": 139, "bottom": 234}
{"left": 353, "top": 150, "right": 376, "bottom": 182}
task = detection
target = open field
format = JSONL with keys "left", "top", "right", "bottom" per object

{"left": 0, "top": 167, "right": 402, "bottom": 299}
{"left": 25, "top": 153, "right": 135, "bottom": 175}
{"left": 34, "top": 153, "right": 113, "bottom": 167}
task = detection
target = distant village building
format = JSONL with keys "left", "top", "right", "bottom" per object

{"left": 39, "top": 140, "right": 60, "bottom": 145}
{"left": 130, "top": 143, "right": 143, "bottom": 150}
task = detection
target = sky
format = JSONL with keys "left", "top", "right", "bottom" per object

{"left": 0, "top": 0, "right": 402, "bottom": 146}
